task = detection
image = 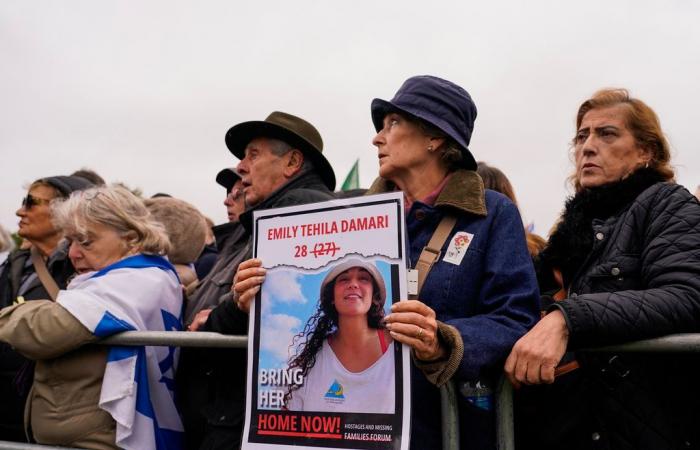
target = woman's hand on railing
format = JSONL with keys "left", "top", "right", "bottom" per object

{"left": 188, "top": 308, "right": 212, "bottom": 331}
{"left": 504, "top": 310, "right": 569, "bottom": 388}
{"left": 232, "top": 258, "right": 266, "bottom": 314}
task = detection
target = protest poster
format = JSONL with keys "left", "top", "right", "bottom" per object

{"left": 241, "top": 192, "right": 410, "bottom": 450}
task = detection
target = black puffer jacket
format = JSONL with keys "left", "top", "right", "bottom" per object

{"left": 517, "top": 169, "right": 700, "bottom": 450}
{"left": 178, "top": 221, "right": 247, "bottom": 450}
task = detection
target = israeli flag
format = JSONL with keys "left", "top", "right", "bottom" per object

{"left": 58, "top": 254, "right": 184, "bottom": 450}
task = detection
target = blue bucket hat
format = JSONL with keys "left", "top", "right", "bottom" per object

{"left": 371, "top": 75, "right": 478, "bottom": 170}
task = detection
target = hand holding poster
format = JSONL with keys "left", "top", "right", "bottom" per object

{"left": 242, "top": 192, "right": 411, "bottom": 450}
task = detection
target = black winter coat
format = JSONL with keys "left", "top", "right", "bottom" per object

{"left": 517, "top": 171, "right": 700, "bottom": 450}
{"left": 178, "top": 221, "right": 248, "bottom": 450}
{"left": 192, "top": 172, "right": 333, "bottom": 450}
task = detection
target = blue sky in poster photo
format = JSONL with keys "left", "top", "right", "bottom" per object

{"left": 257, "top": 259, "right": 394, "bottom": 372}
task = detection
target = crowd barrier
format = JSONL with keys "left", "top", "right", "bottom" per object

{"left": 2, "top": 332, "right": 699, "bottom": 450}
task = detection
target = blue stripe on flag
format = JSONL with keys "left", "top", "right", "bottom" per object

{"left": 134, "top": 348, "right": 155, "bottom": 419}
{"left": 94, "top": 311, "right": 136, "bottom": 337}
{"left": 158, "top": 309, "right": 181, "bottom": 394}
{"left": 134, "top": 347, "right": 183, "bottom": 450}
{"left": 90, "top": 254, "right": 178, "bottom": 280}
{"left": 107, "top": 346, "right": 138, "bottom": 362}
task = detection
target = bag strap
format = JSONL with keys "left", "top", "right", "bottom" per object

{"left": 30, "top": 246, "right": 60, "bottom": 301}
{"left": 410, "top": 215, "right": 457, "bottom": 299}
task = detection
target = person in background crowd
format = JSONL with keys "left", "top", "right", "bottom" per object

{"left": 236, "top": 76, "right": 539, "bottom": 450}
{"left": 144, "top": 196, "right": 208, "bottom": 289}
{"left": 0, "top": 175, "right": 93, "bottom": 442}
{"left": 183, "top": 168, "right": 247, "bottom": 328}
{"left": 0, "top": 185, "right": 184, "bottom": 449}
{"left": 71, "top": 168, "right": 106, "bottom": 186}
{"left": 525, "top": 233, "right": 547, "bottom": 259}
{"left": 194, "top": 216, "right": 218, "bottom": 281}
{"left": 177, "top": 168, "right": 247, "bottom": 450}
{"left": 182, "top": 112, "right": 336, "bottom": 450}
{"left": 0, "top": 225, "right": 14, "bottom": 265}
{"left": 476, "top": 161, "right": 519, "bottom": 207}
{"left": 333, "top": 188, "right": 367, "bottom": 198}
{"left": 506, "top": 88, "right": 700, "bottom": 450}
{"left": 477, "top": 161, "right": 546, "bottom": 257}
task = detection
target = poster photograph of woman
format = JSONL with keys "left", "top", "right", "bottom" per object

{"left": 242, "top": 193, "right": 410, "bottom": 450}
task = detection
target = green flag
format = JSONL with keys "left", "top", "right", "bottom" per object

{"left": 341, "top": 159, "right": 360, "bottom": 191}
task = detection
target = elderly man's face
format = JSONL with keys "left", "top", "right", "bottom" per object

{"left": 223, "top": 179, "right": 245, "bottom": 223}
{"left": 236, "top": 137, "right": 293, "bottom": 208}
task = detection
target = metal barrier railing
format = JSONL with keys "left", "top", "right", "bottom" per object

{"left": 2, "top": 332, "right": 700, "bottom": 450}
{"left": 0, "top": 443, "right": 83, "bottom": 450}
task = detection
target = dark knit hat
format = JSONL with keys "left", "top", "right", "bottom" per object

{"left": 40, "top": 175, "right": 95, "bottom": 198}
{"left": 371, "top": 75, "right": 478, "bottom": 170}
{"left": 216, "top": 168, "right": 241, "bottom": 192}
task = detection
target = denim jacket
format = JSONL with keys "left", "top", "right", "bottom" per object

{"left": 368, "top": 169, "right": 539, "bottom": 450}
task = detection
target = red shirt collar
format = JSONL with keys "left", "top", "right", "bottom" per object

{"left": 404, "top": 173, "right": 452, "bottom": 211}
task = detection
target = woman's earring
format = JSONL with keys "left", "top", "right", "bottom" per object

{"left": 645, "top": 161, "right": 650, "bottom": 169}
{"left": 427, "top": 146, "right": 433, "bottom": 152}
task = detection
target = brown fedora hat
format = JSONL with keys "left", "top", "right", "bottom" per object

{"left": 225, "top": 111, "right": 336, "bottom": 190}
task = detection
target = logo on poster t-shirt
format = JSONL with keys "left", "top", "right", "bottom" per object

{"left": 324, "top": 379, "right": 345, "bottom": 405}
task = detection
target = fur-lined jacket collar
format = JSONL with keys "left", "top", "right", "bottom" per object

{"left": 366, "top": 169, "right": 487, "bottom": 216}
{"left": 540, "top": 168, "right": 667, "bottom": 288}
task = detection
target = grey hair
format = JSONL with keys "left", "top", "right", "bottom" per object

{"left": 52, "top": 185, "right": 170, "bottom": 255}
{"left": 267, "top": 138, "right": 293, "bottom": 156}
{"left": 267, "top": 137, "right": 315, "bottom": 173}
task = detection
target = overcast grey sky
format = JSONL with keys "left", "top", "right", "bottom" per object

{"left": 2, "top": 0, "right": 698, "bottom": 236}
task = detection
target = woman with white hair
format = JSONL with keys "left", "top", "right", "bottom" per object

{"left": 0, "top": 186, "right": 184, "bottom": 450}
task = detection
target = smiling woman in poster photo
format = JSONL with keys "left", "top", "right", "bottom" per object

{"left": 283, "top": 258, "right": 394, "bottom": 414}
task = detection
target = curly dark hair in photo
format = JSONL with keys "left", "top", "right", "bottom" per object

{"left": 283, "top": 266, "right": 386, "bottom": 408}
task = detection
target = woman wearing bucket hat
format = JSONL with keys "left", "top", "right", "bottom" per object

{"left": 368, "top": 75, "right": 540, "bottom": 449}
{"left": 283, "top": 258, "right": 395, "bottom": 414}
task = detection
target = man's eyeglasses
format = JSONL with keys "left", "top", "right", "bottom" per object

{"left": 227, "top": 187, "right": 243, "bottom": 201}
{"left": 21, "top": 194, "right": 52, "bottom": 209}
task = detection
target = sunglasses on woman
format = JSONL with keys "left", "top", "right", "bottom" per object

{"left": 21, "top": 194, "right": 52, "bottom": 209}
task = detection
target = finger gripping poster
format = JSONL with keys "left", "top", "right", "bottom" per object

{"left": 242, "top": 192, "right": 411, "bottom": 450}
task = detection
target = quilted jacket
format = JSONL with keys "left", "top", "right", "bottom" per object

{"left": 517, "top": 172, "right": 700, "bottom": 450}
